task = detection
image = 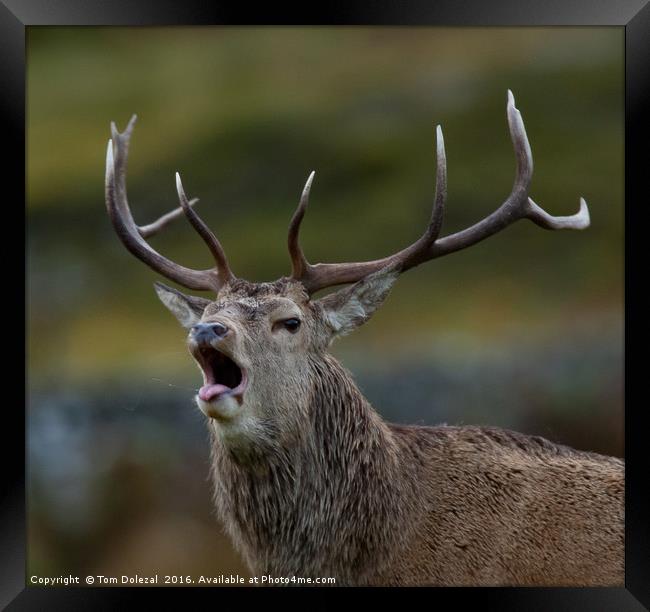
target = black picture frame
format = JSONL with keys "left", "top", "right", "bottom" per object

{"left": 7, "top": 1, "right": 649, "bottom": 609}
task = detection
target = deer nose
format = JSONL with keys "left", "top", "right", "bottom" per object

{"left": 190, "top": 322, "right": 229, "bottom": 345}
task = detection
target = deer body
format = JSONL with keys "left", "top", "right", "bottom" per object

{"left": 212, "top": 420, "right": 624, "bottom": 586}
{"left": 104, "top": 91, "right": 623, "bottom": 586}
{"left": 203, "top": 284, "right": 623, "bottom": 586}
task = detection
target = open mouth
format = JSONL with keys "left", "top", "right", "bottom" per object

{"left": 194, "top": 346, "right": 246, "bottom": 403}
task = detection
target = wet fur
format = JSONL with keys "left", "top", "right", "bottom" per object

{"left": 160, "top": 278, "right": 623, "bottom": 586}
{"left": 208, "top": 355, "right": 623, "bottom": 586}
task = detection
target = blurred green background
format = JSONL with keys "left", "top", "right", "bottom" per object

{"left": 27, "top": 27, "right": 623, "bottom": 580}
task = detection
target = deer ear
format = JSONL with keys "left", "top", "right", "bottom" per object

{"left": 153, "top": 282, "right": 211, "bottom": 329}
{"left": 316, "top": 265, "right": 400, "bottom": 337}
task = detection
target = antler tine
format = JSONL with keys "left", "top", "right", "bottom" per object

{"left": 138, "top": 197, "right": 199, "bottom": 238}
{"left": 105, "top": 117, "right": 226, "bottom": 292}
{"left": 429, "top": 124, "right": 447, "bottom": 239}
{"left": 525, "top": 197, "right": 590, "bottom": 230}
{"left": 175, "top": 173, "right": 235, "bottom": 284}
{"left": 375, "top": 121, "right": 448, "bottom": 268}
{"left": 433, "top": 90, "right": 589, "bottom": 255}
{"left": 289, "top": 90, "right": 589, "bottom": 295}
{"left": 288, "top": 122, "right": 448, "bottom": 293}
{"left": 288, "top": 171, "right": 315, "bottom": 279}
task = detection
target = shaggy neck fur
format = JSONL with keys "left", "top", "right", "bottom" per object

{"left": 208, "top": 353, "right": 418, "bottom": 584}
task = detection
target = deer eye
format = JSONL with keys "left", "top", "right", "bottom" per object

{"left": 274, "top": 318, "right": 301, "bottom": 333}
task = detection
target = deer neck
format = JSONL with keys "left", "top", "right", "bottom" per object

{"left": 207, "top": 353, "right": 413, "bottom": 578}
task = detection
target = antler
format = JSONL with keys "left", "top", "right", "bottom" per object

{"left": 288, "top": 90, "right": 590, "bottom": 295}
{"left": 105, "top": 115, "right": 235, "bottom": 292}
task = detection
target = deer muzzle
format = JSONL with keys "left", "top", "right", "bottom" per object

{"left": 188, "top": 324, "right": 247, "bottom": 410}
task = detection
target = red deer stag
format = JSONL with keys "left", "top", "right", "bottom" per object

{"left": 104, "top": 91, "right": 623, "bottom": 586}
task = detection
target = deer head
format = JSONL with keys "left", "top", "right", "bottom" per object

{"left": 105, "top": 91, "right": 589, "bottom": 440}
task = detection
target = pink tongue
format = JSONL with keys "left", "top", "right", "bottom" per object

{"left": 199, "top": 384, "right": 231, "bottom": 402}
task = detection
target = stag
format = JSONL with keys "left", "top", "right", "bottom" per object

{"left": 104, "top": 91, "right": 623, "bottom": 586}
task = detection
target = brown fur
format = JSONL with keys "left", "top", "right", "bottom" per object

{"left": 156, "top": 276, "right": 623, "bottom": 586}
{"left": 109, "top": 98, "right": 617, "bottom": 585}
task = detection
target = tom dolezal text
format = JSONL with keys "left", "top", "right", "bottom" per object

{"left": 31, "top": 574, "right": 336, "bottom": 586}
